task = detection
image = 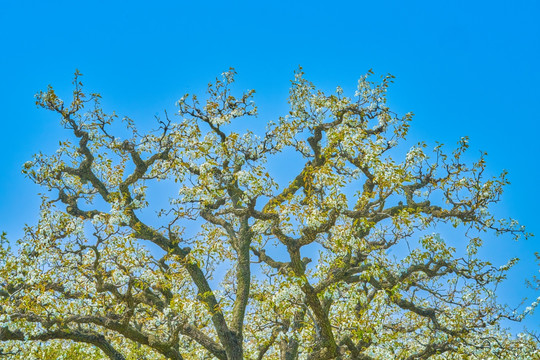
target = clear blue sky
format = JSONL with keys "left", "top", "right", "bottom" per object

{"left": 1, "top": 1, "right": 539, "bottom": 332}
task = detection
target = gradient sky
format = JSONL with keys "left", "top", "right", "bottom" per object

{"left": 1, "top": 1, "right": 539, "bottom": 332}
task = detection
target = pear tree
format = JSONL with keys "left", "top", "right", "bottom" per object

{"left": 0, "top": 69, "right": 538, "bottom": 359}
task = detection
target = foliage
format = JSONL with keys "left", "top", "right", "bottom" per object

{"left": 0, "top": 69, "right": 538, "bottom": 359}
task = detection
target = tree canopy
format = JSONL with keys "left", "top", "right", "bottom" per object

{"left": 0, "top": 69, "right": 538, "bottom": 359}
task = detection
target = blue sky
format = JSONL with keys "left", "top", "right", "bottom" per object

{"left": 1, "top": 1, "right": 539, "bottom": 331}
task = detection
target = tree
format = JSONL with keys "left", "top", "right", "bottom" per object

{"left": 0, "top": 69, "right": 538, "bottom": 359}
